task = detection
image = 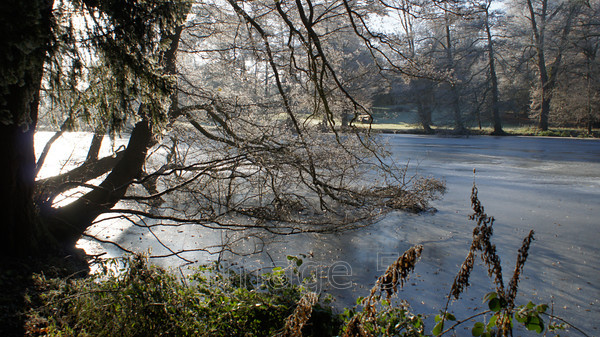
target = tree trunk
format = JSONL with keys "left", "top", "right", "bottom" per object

{"left": 527, "top": 0, "right": 549, "bottom": 131}
{"left": 527, "top": 0, "right": 578, "bottom": 131}
{"left": 0, "top": 0, "right": 55, "bottom": 256}
{"left": 0, "top": 125, "right": 43, "bottom": 256}
{"left": 444, "top": 12, "right": 464, "bottom": 132}
{"left": 416, "top": 80, "right": 434, "bottom": 133}
{"left": 35, "top": 149, "right": 126, "bottom": 206}
{"left": 417, "top": 102, "right": 433, "bottom": 134}
{"left": 85, "top": 131, "right": 105, "bottom": 163}
{"left": 586, "top": 54, "right": 593, "bottom": 134}
{"left": 539, "top": 88, "right": 551, "bottom": 131}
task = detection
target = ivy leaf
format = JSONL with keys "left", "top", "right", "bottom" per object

{"left": 515, "top": 309, "right": 527, "bottom": 323}
{"left": 526, "top": 316, "right": 544, "bottom": 333}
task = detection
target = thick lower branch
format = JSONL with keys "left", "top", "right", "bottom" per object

{"left": 35, "top": 149, "right": 125, "bottom": 204}
{"left": 42, "top": 119, "right": 152, "bottom": 245}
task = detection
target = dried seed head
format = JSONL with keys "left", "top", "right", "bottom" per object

{"left": 450, "top": 250, "right": 475, "bottom": 300}
{"left": 275, "top": 292, "right": 318, "bottom": 337}
{"left": 507, "top": 230, "right": 535, "bottom": 308}
{"left": 378, "top": 245, "right": 423, "bottom": 299}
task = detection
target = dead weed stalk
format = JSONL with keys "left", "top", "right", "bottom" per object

{"left": 274, "top": 292, "right": 319, "bottom": 337}
{"left": 342, "top": 245, "right": 423, "bottom": 337}
{"left": 440, "top": 180, "right": 536, "bottom": 336}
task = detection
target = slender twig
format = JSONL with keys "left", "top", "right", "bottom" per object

{"left": 439, "top": 310, "right": 492, "bottom": 336}
{"left": 541, "top": 313, "right": 592, "bottom": 337}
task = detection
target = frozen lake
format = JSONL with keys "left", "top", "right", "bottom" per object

{"left": 37, "top": 133, "right": 600, "bottom": 335}
{"left": 226, "top": 134, "right": 600, "bottom": 335}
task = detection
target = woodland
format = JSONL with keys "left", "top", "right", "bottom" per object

{"left": 0, "top": 0, "right": 598, "bottom": 336}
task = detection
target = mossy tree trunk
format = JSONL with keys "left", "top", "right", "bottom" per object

{"left": 0, "top": 0, "right": 55, "bottom": 256}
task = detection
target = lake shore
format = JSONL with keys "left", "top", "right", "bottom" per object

{"left": 351, "top": 123, "right": 600, "bottom": 138}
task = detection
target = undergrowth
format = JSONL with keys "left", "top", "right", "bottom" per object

{"left": 21, "top": 183, "right": 591, "bottom": 336}
{"left": 24, "top": 254, "right": 340, "bottom": 337}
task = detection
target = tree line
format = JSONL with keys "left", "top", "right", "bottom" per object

{"left": 370, "top": 0, "right": 600, "bottom": 134}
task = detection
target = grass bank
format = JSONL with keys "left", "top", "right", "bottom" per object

{"left": 352, "top": 123, "right": 599, "bottom": 138}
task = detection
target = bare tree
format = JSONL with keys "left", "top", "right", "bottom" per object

{"left": 482, "top": 0, "right": 505, "bottom": 134}
{"left": 551, "top": 1, "right": 600, "bottom": 132}
{"left": 524, "top": 0, "right": 582, "bottom": 130}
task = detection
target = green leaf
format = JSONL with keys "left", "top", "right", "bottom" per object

{"left": 483, "top": 292, "right": 497, "bottom": 303}
{"left": 286, "top": 255, "right": 303, "bottom": 266}
{"left": 487, "top": 315, "right": 498, "bottom": 330}
{"left": 472, "top": 322, "right": 485, "bottom": 336}
{"left": 434, "top": 314, "right": 442, "bottom": 323}
{"left": 446, "top": 313, "right": 456, "bottom": 321}
{"left": 536, "top": 304, "right": 548, "bottom": 313}
{"left": 526, "top": 316, "right": 544, "bottom": 333}
{"left": 515, "top": 309, "right": 527, "bottom": 323}
{"left": 527, "top": 322, "right": 544, "bottom": 333}
{"left": 488, "top": 298, "right": 502, "bottom": 312}
{"left": 432, "top": 321, "right": 444, "bottom": 336}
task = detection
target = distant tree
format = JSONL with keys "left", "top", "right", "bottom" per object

{"left": 413, "top": 79, "right": 436, "bottom": 133}
{"left": 521, "top": 0, "right": 582, "bottom": 130}
{"left": 374, "top": 0, "right": 467, "bottom": 131}
{"left": 441, "top": 2, "right": 466, "bottom": 131}
{"left": 451, "top": 0, "right": 506, "bottom": 134}
{"left": 551, "top": 1, "right": 600, "bottom": 132}
{"left": 481, "top": 0, "right": 505, "bottom": 134}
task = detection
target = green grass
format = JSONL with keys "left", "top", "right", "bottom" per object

{"left": 352, "top": 123, "right": 599, "bottom": 138}
{"left": 502, "top": 126, "right": 599, "bottom": 138}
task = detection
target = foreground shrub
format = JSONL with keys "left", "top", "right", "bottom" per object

{"left": 27, "top": 255, "right": 318, "bottom": 336}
